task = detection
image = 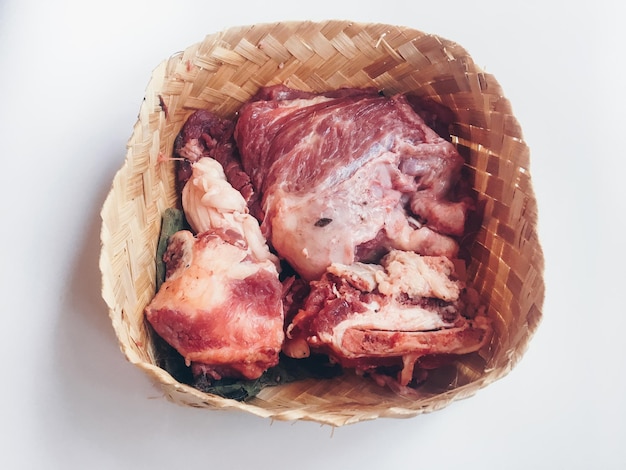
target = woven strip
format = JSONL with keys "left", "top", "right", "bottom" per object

{"left": 100, "top": 20, "right": 544, "bottom": 426}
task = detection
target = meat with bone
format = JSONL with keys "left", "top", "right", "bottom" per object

{"left": 145, "top": 157, "right": 283, "bottom": 381}
{"left": 150, "top": 85, "right": 489, "bottom": 394}
{"left": 234, "top": 85, "right": 474, "bottom": 280}
{"left": 284, "top": 250, "right": 491, "bottom": 388}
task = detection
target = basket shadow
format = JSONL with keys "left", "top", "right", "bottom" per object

{"left": 42, "top": 164, "right": 320, "bottom": 452}
{"left": 42, "top": 150, "right": 444, "bottom": 465}
{"left": 49, "top": 176, "right": 162, "bottom": 416}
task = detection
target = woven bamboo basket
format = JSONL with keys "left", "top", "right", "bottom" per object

{"left": 99, "top": 20, "right": 544, "bottom": 426}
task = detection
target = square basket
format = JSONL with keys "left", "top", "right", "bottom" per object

{"left": 99, "top": 20, "right": 544, "bottom": 426}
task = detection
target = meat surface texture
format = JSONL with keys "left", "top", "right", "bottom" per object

{"left": 149, "top": 85, "right": 491, "bottom": 394}
{"left": 145, "top": 157, "right": 283, "bottom": 381}
{"left": 173, "top": 109, "right": 262, "bottom": 218}
{"left": 234, "top": 85, "right": 474, "bottom": 281}
{"left": 285, "top": 250, "right": 491, "bottom": 388}
{"left": 182, "top": 157, "right": 279, "bottom": 266}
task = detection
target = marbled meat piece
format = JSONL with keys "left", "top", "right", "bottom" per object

{"left": 234, "top": 85, "right": 475, "bottom": 280}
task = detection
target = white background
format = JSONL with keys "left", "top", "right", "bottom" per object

{"left": 1, "top": 1, "right": 624, "bottom": 468}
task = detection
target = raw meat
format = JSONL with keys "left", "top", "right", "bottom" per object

{"left": 145, "top": 230, "right": 284, "bottom": 380}
{"left": 284, "top": 250, "right": 491, "bottom": 387}
{"left": 145, "top": 157, "right": 283, "bottom": 380}
{"left": 150, "top": 85, "right": 490, "bottom": 394}
{"left": 234, "top": 85, "right": 474, "bottom": 280}
{"left": 181, "top": 157, "right": 278, "bottom": 265}
{"left": 174, "top": 109, "right": 262, "bottom": 218}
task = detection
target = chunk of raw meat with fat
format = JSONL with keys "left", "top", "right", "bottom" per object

{"left": 149, "top": 85, "right": 490, "bottom": 392}
{"left": 284, "top": 250, "right": 491, "bottom": 388}
{"left": 145, "top": 158, "right": 283, "bottom": 380}
{"left": 234, "top": 85, "right": 474, "bottom": 281}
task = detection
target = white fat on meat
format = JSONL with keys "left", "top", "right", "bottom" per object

{"left": 145, "top": 156, "right": 285, "bottom": 381}
{"left": 383, "top": 209, "right": 459, "bottom": 259}
{"left": 285, "top": 250, "right": 492, "bottom": 387}
{"left": 375, "top": 250, "right": 461, "bottom": 302}
{"left": 268, "top": 158, "right": 404, "bottom": 280}
{"left": 265, "top": 150, "right": 460, "bottom": 281}
{"left": 313, "top": 300, "right": 456, "bottom": 353}
{"left": 317, "top": 251, "right": 462, "bottom": 352}
{"left": 182, "top": 157, "right": 278, "bottom": 265}
{"left": 283, "top": 250, "right": 491, "bottom": 387}
{"left": 327, "top": 261, "right": 382, "bottom": 292}
{"left": 328, "top": 250, "right": 461, "bottom": 302}
{"left": 145, "top": 230, "right": 284, "bottom": 379}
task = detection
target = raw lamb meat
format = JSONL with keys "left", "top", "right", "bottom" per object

{"left": 173, "top": 109, "right": 262, "bottom": 218}
{"left": 284, "top": 250, "right": 491, "bottom": 388}
{"left": 148, "top": 84, "right": 490, "bottom": 394}
{"left": 145, "top": 157, "right": 283, "bottom": 380}
{"left": 234, "top": 85, "right": 474, "bottom": 281}
{"left": 182, "top": 157, "right": 279, "bottom": 265}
